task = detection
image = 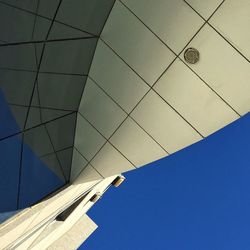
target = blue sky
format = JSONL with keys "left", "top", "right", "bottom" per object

{"left": 80, "top": 113, "right": 250, "bottom": 250}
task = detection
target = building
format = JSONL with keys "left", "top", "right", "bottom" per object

{"left": 0, "top": 0, "right": 249, "bottom": 249}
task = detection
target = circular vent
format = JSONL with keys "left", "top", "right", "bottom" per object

{"left": 184, "top": 48, "right": 200, "bottom": 64}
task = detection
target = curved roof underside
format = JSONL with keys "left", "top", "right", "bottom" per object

{"left": 0, "top": 0, "right": 115, "bottom": 212}
{"left": 0, "top": 0, "right": 249, "bottom": 212}
{"left": 78, "top": 0, "right": 248, "bottom": 178}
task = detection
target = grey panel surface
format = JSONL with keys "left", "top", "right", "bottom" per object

{"left": 56, "top": 0, "right": 116, "bottom": 35}
{"left": 25, "top": 107, "right": 72, "bottom": 129}
{"left": 70, "top": 148, "right": 88, "bottom": 181}
{"left": 89, "top": 40, "right": 149, "bottom": 113}
{"left": 0, "top": 3, "right": 36, "bottom": 43}
{"left": 0, "top": 0, "right": 60, "bottom": 19}
{"left": 41, "top": 153, "right": 66, "bottom": 181}
{"left": 0, "top": 70, "right": 36, "bottom": 105}
{"left": 30, "top": 73, "right": 87, "bottom": 110}
{"left": 40, "top": 38, "right": 97, "bottom": 75}
{"left": 0, "top": 44, "right": 42, "bottom": 70}
{"left": 57, "top": 147, "right": 74, "bottom": 181}
{"left": 0, "top": 0, "right": 117, "bottom": 215}
{"left": 23, "top": 125, "right": 54, "bottom": 156}
{"left": 45, "top": 113, "right": 77, "bottom": 152}
{"left": 79, "top": 78, "right": 127, "bottom": 138}
{"left": 74, "top": 113, "right": 105, "bottom": 161}
{"left": 48, "top": 22, "right": 90, "bottom": 40}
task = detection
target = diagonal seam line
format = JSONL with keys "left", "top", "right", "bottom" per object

{"left": 0, "top": 66, "right": 88, "bottom": 76}
{"left": 16, "top": 0, "right": 41, "bottom": 210}
{"left": 8, "top": 103, "right": 76, "bottom": 112}
{"left": 101, "top": 0, "right": 236, "bottom": 141}
{"left": 44, "top": 124, "right": 68, "bottom": 182}
{"left": 183, "top": 0, "right": 250, "bottom": 65}
{"left": 119, "top": 0, "right": 176, "bottom": 55}
{"left": 77, "top": 111, "right": 137, "bottom": 165}
{"left": 30, "top": 0, "right": 41, "bottom": 42}
{"left": 70, "top": 0, "right": 118, "bottom": 182}
{"left": 75, "top": 112, "right": 136, "bottom": 182}
{"left": 183, "top": 0, "right": 246, "bottom": 66}
{"left": 0, "top": 36, "right": 97, "bottom": 47}
{"left": 181, "top": 0, "right": 242, "bottom": 117}
{"left": 33, "top": 0, "right": 42, "bottom": 125}
{"left": 0, "top": 0, "right": 97, "bottom": 38}
{"left": 40, "top": 145, "right": 73, "bottom": 158}
{"left": 0, "top": 111, "right": 77, "bottom": 143}
{"left": 35, "top": 65, "right": 68, "bottom": 182}
{"left": 23, "top": 0, "right": 63, "bottom": 131}
{"left": 178, "top": 57, "right": 241, "bottom": 117}
{"left": 100, "top": 38, "right": 204, "bottom": 138}
{"left": 208, "top": 24, "right": 250, "bottom": 65}
{"left": 16, "top": 134, "right": 24, "bottom": 209}
{"left": 88, "top": 75, "right": 170, "bottom": 154}
{"left": 77, "top": 110, "right": 137, "bottom": 167}
{"left": 67, "top": 109, "right": 78, "bottom": 183}
{"left": 16, "top": 0, "right": 65, "bottom": 205}
{"left": 73, "top": 146, "right": 105, "bottom": 180}
{"left": 53, "top": 0, "right": 227, "bottom": 184}
{"left": 16, "top": 0, "right": 41, "bottom": 209}
{"left": 100, "top": 38, "right": 149, "bottom": 85}
{"left": 120, "top": 0, "right": 234, "bottom": 120}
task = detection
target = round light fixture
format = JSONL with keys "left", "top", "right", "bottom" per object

{"left": 184, "top": 47, "right": 200, "bottom": 64}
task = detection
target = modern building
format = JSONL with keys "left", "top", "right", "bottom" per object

{"left": 0, "top": 0, "right": 249, "bottom": 249}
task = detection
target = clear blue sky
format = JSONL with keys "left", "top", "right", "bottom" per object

{"left": 80, "top": 113, "right": 250, "bottom": 250}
